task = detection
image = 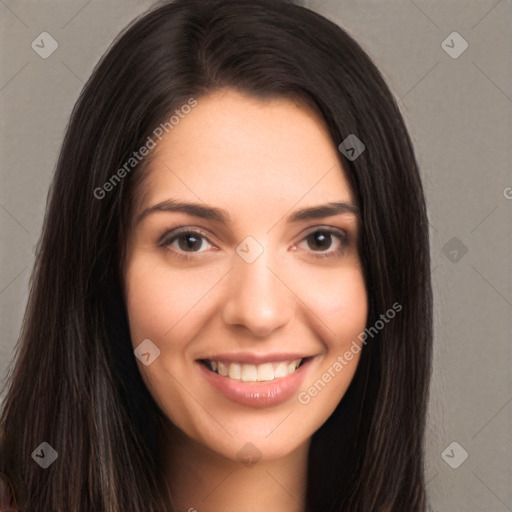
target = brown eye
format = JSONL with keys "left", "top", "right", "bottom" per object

{"left": 306, "top": 230, "right": 335, "bottom": 251}
{"left": 175, "top": 232, "right": 205, "bottom": 252}
{"left": 298, "top": 228, "right": 349, "bottom": 259}
{"left": 160, "top": 228, "right": 215, "bottom": 261}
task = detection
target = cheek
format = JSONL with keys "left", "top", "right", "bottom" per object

{"left": 293, "top": 266, "right": 367, "bottom": 422}
{"left": 124, "top": 266, "right": 173, "bottom": 344}
{"left": 291, "top": 262, "right": 368, "bottom": 346}
{"left": 329, "top": 273, "right": 368, "bottom": 344}
{"left": 124, "top": 256, "right": 219, "bottom": 345}
{"left": 123, "top": 256, "right": 213, "bottom": 422}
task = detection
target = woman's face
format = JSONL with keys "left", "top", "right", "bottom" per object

{"left": 123, "top": 89, "right": 368, "bottom": 463}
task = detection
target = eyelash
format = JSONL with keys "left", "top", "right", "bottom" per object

{"left": 158, "top": 226, "right": 350, "bottom": 261}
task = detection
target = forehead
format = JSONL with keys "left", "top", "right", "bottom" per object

{"left": 137, "top": 89, "right": 355, "bottom": 213}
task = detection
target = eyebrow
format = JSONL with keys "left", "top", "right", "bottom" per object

{"left": 135, "top": 199, "right": 360, "bottom": 226}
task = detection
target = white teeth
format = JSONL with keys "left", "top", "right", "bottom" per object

{"left": 228, "top": 363, "right": 241, "bottom": 380}
{"left": 274, "top": 361, "right": 288, "bottom": 378}
{"left": 257, "top": 363, "right": 274, "bottom": 381}
{"left": 217, "top": 361, "right": 228, "bottom": 376}
{"left": 241, "top": 364, "right": 258, "bottom": 382}
{"left": 206, "top": 358, "right": 303, "bottom": 382}
{"left": 287, "top": 361, "right": 297, "bottom": 373}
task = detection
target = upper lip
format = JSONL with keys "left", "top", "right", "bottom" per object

{"left": 197, "top": 352, "right": 314, "bottom": 365}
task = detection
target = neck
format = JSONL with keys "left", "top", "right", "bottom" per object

{"left": 160, "top": 422, "right": 310, "bottom": 512}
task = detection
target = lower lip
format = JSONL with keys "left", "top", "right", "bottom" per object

{"left": 197, "top": 357, "right": 315, "bottom": 408}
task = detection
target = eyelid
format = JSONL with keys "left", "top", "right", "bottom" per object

{"left": 158, "top": 226, "right": 215, "bottom": 246}
{"left": 302, "top": 225, "right": 348, "bottom": 238}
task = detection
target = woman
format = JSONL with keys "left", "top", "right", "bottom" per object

{"left": 0, "top": 0, "right": 433, "bottom": 510}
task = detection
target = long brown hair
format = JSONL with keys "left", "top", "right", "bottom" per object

{"left": 0, "top": 0, "right": 433, "bottom": 510}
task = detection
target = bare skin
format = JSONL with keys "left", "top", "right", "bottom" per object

{"left": 123, "top": 89, "right": 368, "bottom": 512}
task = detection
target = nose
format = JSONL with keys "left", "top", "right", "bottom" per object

{"left": 221, "top": 248, "right": 294, "bottom": 337}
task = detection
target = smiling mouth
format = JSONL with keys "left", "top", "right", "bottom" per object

{"left": 198, "top": 357, "right": 312, "bottom": 383}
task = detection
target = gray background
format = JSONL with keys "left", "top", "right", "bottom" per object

{"left": 1, "top": 1, "right": 511, "bottom": 510}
